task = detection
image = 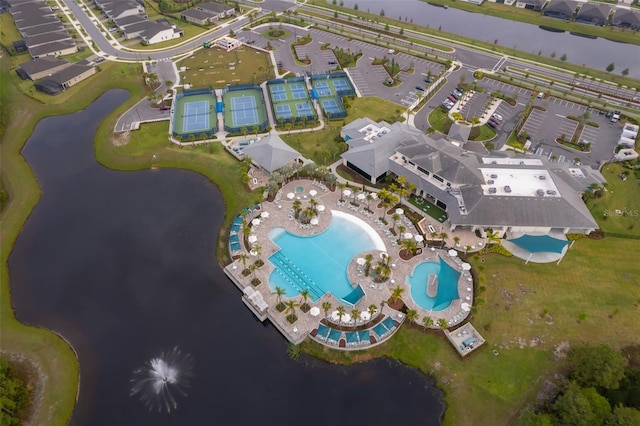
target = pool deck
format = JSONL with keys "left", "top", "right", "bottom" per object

{"left": 224, "top": 180, "right": 478, "bottom": 350}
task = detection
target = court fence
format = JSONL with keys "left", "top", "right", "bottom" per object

{"left": 172, "top": 91, "right": 218, "bottom": 140}
{"left": 311, "top": 72, "right": 356, "bottom": 97}
{"left": 222, "top": 85, "right": 269, "bottom": 134}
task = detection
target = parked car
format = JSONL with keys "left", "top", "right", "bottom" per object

{"left": 328, "top": 60, "right": 337, "bottom": 65}
{"left": 490, "top": 117, "right": 501, "bottom": 126}
{"left": 442, "top": 100, "right": 454, "bottom": 110}
{"left": 453, "top": 88, "right": 464, "bottom": 96}
{"left": 450, "top": 92, "right": 460, "bottom": 100}
{"left": 537, "top": 92, "right": 545, "bottom": 99}
{"left": 424, "top": 78, "right": 433, "bottom": 84}
{"left": 492, "top": 113, "right": 503, "bottom": 121}
{"left": 415, "top": 86, "right": 425, "bottom": 92}
{"left": 487, "top": 120, "right": 497, "bottom": 129}
{"left": 447, "top": 95, "right": 457, "bottom": 103}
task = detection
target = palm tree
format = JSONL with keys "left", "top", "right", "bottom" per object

{"left": 299, "top": 289, "right": 311, "bottom": 311}
{"left": 364, "top": 253, "right": 374, "bottom": 276}
{"left": 485, "top": 229, "right": 500, "bottom": 253}
{"left": 366, "top": 193, "right": 374, "bottom": 208}
{"left": 368, "top": 304, "right": 378, "bottom": 319}
{"left": 284, "top": 300, "right": 299, "bottom": 322}
{"left": 406, "top": 309, "right": 418, "bottom": 325}
{"left": 351, "top": 308, "right": 361, "bottom": 323}
{"left": 453, "top": 236, "right": 461, "bottom": 247}
{"left": 437, "top": 318, "right": 448, "bottom": 330}
{"left": 391, "top": 213, "right": 400, "bottom": 232}
{"left": 336, "top": 305, "right": 346, "bottom": 323}
{"left": 390, "top": 285, "right": 405, "bottom": 305}
{"left": 248, "top": 263, "right": 257, "bottom": 279}
{"left": 465, "top": 244, "right": 472, "bottom": 254}
{"left": 274, "top": 286, "right": 286, "bottom": 306}
{"left": 251, "top": 244, "right": 262, "bottom": 258}
{"left": 400, "top": 238, "right": 418, "bottom": 256}
{"left": 322, "top": 301, "right": 332, "bottom": 317}
{"left": 338, "top": 182, "right": 346, "bottom": 202}
{"left": 422, "top": 316, "right": 434, "bottom": 331}
{"left": 292, "top": 200, "right": 302, "bottom": 217}
{"left": 238, "top": 253, "right": 249, "bottom": 269}
{"left": 439, "top": 232, "right": 448, "bottom": 242}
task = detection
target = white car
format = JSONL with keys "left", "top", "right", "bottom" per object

{"left": 492, "top": 113, "right": 503, "bottom": 121}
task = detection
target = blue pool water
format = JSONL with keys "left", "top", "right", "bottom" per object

{"left": 408, "top": 257, "right": 460, "bottom": 311}
{"left": 507, "top": 234, "right": 568, "bottom": 254}
{"left": 268, "top": 215, "right": 379, "bottom": 304}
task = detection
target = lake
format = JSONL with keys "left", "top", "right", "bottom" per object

{"left": 8, "top": 90, "right": 445, "bottom": 425}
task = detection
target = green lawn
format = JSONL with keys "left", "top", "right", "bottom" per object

{"left": 428, "top": 107, "right": 452, "bottom": 133}
{"left": 176, "top": 47, "right": 274, "bottom": 89}
{"left": 588, "top": 163, "right": 640, "bottom": 237}
{"left": 280, "top": 96, "right": 402, "bottom": 165}
{"left": 301, "top": 236, "right": 640, "bottom": 426}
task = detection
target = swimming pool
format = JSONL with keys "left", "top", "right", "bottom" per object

{"left": 268, "top": 211, "right": 385, "bottom": 305}
{"left": 408, "top": 257, "right": 460, "bottom": 311}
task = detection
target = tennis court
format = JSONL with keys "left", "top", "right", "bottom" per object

{"left": 295, "top": 102, "right": 314, "bottom": 116}
{"left": 183, "top": 100, "right": 210, "bottom": 132}
{"left": 222, "top": 87, "right": 268, "bottom": 133}
{"left": 231, "top": 96, "right": 259, "bottom": 126}
{"left": 321, "top": 99, "right": 343, "bottom": 115}
{"left": 290, "top": 82, "right": 308, "bottom": 99}
{"left": 268, "top": 79, "right": 317, "bottom": 124}
{"left": 270, "top": 85, "right": 288, "bottom": 102}
{"left": 275, "top": 104, "right": 293, "bottom": 119}
{"left": 171, "top": 90, "right": 217, "bottom": 138}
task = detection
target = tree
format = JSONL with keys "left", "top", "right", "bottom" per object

{"left": 299, "top": 289, "right": 311, "bottom": 311}
{"left": 238, "top": 253, "right": 249, "bottom": 269}
{"left": 621, "top": 68, "right": 629, "bottom": 77}
{"left": 406, "top": 309, "right": 418, "bottom": 325}
{"left": 560, "top": 53, "right": 567, "bottom": 61}
{"left": 284, "top": 300, "right": 299, "bottom": 322}
{"left": 400, "top": 238, "right": 418, "bottom": 256}
{"left": 353, "top": 3, "right": 358, "bottom": 11}
{"left": 368, "top": 304, "right": 378, "bottom": 319}
{"left": 553, "top": 382, "right": 610, "bottom": 426}
{"left": 453, "top": 236, "right": 461, "bottom": 246}
{"left": 379, "top": 8, "right": 385, "bottom": 16}
{"left": 390, "top": 285, "right": 405, "bottom": 305}
{"left": 336, "top": 305, "right": 346, "bottom": 323}
{"left": 606, "top": 405, "right": 640, "bottom": 426}
{"left": 606, "top": 62, "right": 615, "bottom": 72}
{"left": 351, "top": 308, "right": 361, "bottom": 322}
{"left": 421, "top": 316, "right": 434, "bottom": 331}
{"left": 364, "top": 253, "right": 374, "bottom": 276}
{"left": 517, "top": 411, "right": 555, "bottom": 426}
{"left": 274, "top": 286, "right": 286, "bottom": 306}
{"left": 0, "top": 359, "right": 28, "bottom": 425}
{"left": 569, "top": 345, "right": 625, "bottom": 389}
{"left": 437, "top": 318, "right": 448, "bottom": 329}
{"left": 322, "top": 301, "right": 332, "bottom": 317}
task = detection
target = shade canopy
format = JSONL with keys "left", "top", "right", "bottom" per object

{"left": 309, "top": 189, "right": 317, "bottom": 197}
{"left": 260, "top": 211, "right": 269, "bottom": 218}
{"left": 462, "top": 263, "right": 471, "bottom": 271}
{"left": 370, "top": 193, "right": 378, "bottom": 199}
{"left": 404, "top": 232, "right": 413, "bottom": 240}
{"left": 448, "top": 249, "right": 458, "bottom": 257}
{"left": 250, "top": 249, "right": 258, "bottom": 256}
{"left": 342, "top": 189, "right": 352, "bottom": 197}
{"left": 395, "top": 208, "right": 404, "bottom": 215}
{"left": 341, "top": 313, "right": 351, "bottom": 323}
{"left": 461, "top": 302, "right": 471, "bottom": 312}
{"left": 415, "top": 235, "right": 424, "bottom": 242}
{"left": 248, "top": 235, "right": 258, "bottom": 243}
{"left": 287, "top": 192, "right": 295, "bottom": 199}
{"left": 251, "top": 218, "right": 261, "bottom": 226}
{"left": 330, "top": 311, "right": 341, "bottom": 321}
{"left": 317, "top": 205, "right": 325, "bottom": 212}
{"left": 360, "top": 311, "right": 371, "bottom": 321}
{"left": 356, "top": 257, "right": 366, "bottom": 266}
{"left": 357, "top": 193, "right": 366, "bottom": 200}
{"left": 309, "top": 306, "right": 320, "bottom": 316}
{"left": 310, "top": 218, "right": 319, "bottom": 225}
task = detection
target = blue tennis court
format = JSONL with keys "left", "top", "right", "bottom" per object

{"left": 314, "top": 81, "right": 329, "bottom": 89}
{"left": 322, "top": 99, "right": 342, "bottom": 114}
{"left": 295, "top": 102, "right": 313, "bottom": 116}
{"left": 292, "top": 90, "right": 307, "bottom": 99}
{"left": 271, "top": 85, "right": 285, "bottom": 93}
{"left": 183, "top": 100, "right": 210, "bottom": 132}
{"left": 272, "top": 92, "right": 287, "bottom": 101}
{"left": 275, "top": 104, "right": 292, "bottom": 118}
{"left": 333, "top": 80, "right": 349, "bottom": 89}
{"left": 231, "top": 96, "right": 259, "bottom": 126}
{"left": 290, "top": 83, "right": 305, "bottom": 91}
{"left": 315, "top": 89, "right": 331, "bottom": 96}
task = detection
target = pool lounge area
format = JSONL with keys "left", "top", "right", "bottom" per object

{"left": 223, "top": 179, "right": 481, "bottom": 352}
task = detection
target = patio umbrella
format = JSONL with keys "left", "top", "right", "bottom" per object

{"left": 248, "top": 235, "right": 258, "bottom": 243}
{"left": 356, "top": 257, "right": 366, "bottom": 266}
{"left": 317, "top": 205, "right": 325, "bottom": 212}
{"left": 342, "top": 189, "right": 352, "bottom": 197}
{"left": 462, "top": 263, "right": 471, "bottom": 271}
{"left": 310, "top": 218, "right": 319, "bottom": 225}
{"left": 415, "top": 235, "right": 424, "bottom": 242}
{"left": 395, "top": 208, "right": 404, "bottom": 215}
{"left": 331, "top": 310, "right": 341, "bottom": 321}
{"left": 260, "top": 211, "right": 269, "bottom": 219}
{"left": 371, "top": 193, "right": 378, "bottom": 199}
{"left": 461, "top": 302, "right": 471, "bottom": 312}
{"left": 309, "top": 189, "right": 317, "bottom": 197}
{"left": 251, "top": 218, "right": 261, "bottom": 226}
{"left": 404, "top": 232, "right": 413, "bottom": 240}
{"left": 287, "top": 192, "right": 295, "bottom": 199}
{"left": 342, "top": 313, "right": 351, "bottom": 323}
{"left": 357, "top": 193, "right": 366, "bottom": 200}
{"left": 309, "top": 306, "right": 320, "bottom": 317}
{"left": 448, "top": 249, "right": 458, "bottom": 257}
{"left": 360, "top": 311, "right": 371, "bottom": 321}
{"left": 250, "top": 249, "right": 258, "bottom": 256}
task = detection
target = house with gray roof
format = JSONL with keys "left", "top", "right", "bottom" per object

{"left": 196, "top": 2, "right": 235, "bottom": 19}
{"left": 24, "top": 30, "right": 71, "bottom": 48}
{"left": 515, "top": 0, "right": 546, "bottom": 11}
{"left": 19, "top": 21, "right": 65, "bottom": 37}
{"left": 242, "top": 135, "right": 301, "bottom": 173}
{"left": 180, "top": 8, "right": 215, "bottom": 25}
{"left": 543, "top": 0, "right": 578, "bottom": 20}
{"left": 341, "top": 119, "right": 603, "bottom": 236}
{"left": 575, "top": 3, "right": 611, "bottom": 26}
{"left": 28, "top": 40, "right": 77, "bottom": 58}
{"left": 17, "top": 56, "right": 70, "bottom": 80}
{"left": 14, "top": 13, "right": 58, "bottom": 30}
{"left": 113, "top": 14, "right": 147, "bottom": 30}
{"left": 35, "top": 60, "right": 96, "bottom": 95}
{"left": 611, "top": 8, "right": 640, "bottom": 30}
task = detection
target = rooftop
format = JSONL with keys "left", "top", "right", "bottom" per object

{"left": 480, "top": 168, "right": 561, "bottom": 198}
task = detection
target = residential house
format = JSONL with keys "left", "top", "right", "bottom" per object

{"left": 113, "top": 14, "right": 148, "bottom": 31}
{"left": 19, "top": 21, "right": 65, "bottom": 38}
{"left": 515, "top": 0, "right": 546, "bottom": 11}
{"left": 35, "top": 60, "right": 96, "bottom": 95}
{"left": 14, "top": 13, "right": 59, "bottom": 30}
{"left": 196, "top": 2, "right": 235, "bottom": 20}
{"left": 575, "top": 3, "right": 611, "bottom": 26}
{"left": 543, "top": 0, "right": 578, "bottom": 20}
{"left": 29, "top": 40, "right": 77, "bottom": 58}
{"left": 180, "top": 8, "right": 214, "bottom": 25}
{"left": 96, "top": 0, "right": 144, "bottom": 20}
{"left": 611, "top": 8, "right": 640, "bottom": 30}
{"left": 24, "top": 30, "right": 72, "bottom": 49}
{"left": 140, "top": 23, "right": 183, "bottom": 45}
{"left": 17, "top": 56, "right": 70, "bottom": 80}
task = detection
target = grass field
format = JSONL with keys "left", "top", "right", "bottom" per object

{"left": 588, "top": 163, "right": 640, "bottom": 236}
{"left": 280, "top": 96, "right": 402, "bottom": 165}
{"left": 428, "top": 106, "right": 453, "bottom": 133}
{"left": 301, "top": 236, "right": 640, "bottom": 425}
{"left": 177, "top": 47, "right": 274, "bottom": 89}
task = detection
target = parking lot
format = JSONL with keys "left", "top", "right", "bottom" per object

{"left": 481, "top": 78, "right": 532, "bottom": 101}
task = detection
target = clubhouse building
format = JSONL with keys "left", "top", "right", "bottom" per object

{"left": 341, "top": 118, "right": 604, "bottom": 237}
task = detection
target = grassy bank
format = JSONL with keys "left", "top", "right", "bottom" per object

{"left": 0, "top": 58, "right": 149, "bottom": 425}
{"left": 301, "top": 236, "right": 640, "bottom": 425}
